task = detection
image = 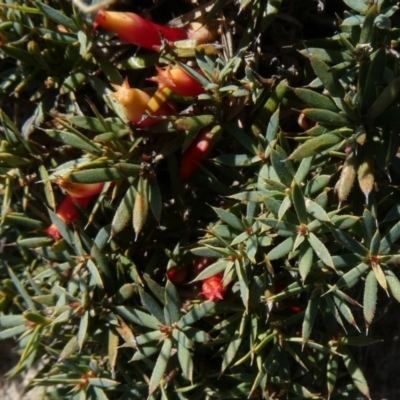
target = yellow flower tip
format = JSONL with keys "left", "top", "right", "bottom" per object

{"left": 110, "top": 80, "right": 151, "bottom": 124}
{"left": 148, "top": 65, "right": 176, "bottom": 90}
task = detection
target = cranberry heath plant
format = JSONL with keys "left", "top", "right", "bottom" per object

{"left": 1, "top": 0, "right": 400, "bottom": 399}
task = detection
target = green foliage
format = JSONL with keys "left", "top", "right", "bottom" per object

{"left": 1, "top": 0, "right": 400, "bottom": 399}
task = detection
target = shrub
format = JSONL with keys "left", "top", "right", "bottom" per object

{"left": 1, "top": 0, "right": 400, "bottom": 399}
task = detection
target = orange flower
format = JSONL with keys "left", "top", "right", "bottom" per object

{"left": 200, "top": 273, "right": 226, "bottom": 301}
{"left": 94, "top": 10, "right": 187, "bottom": 50}
{"left": 94, "top": 10, "right": 216, "bottom": 51}
{"left": 111, "top": 79, "right": 174, "bottom": 127}
{"left": 148, "top": 65, "right": 205, "bottom": 97}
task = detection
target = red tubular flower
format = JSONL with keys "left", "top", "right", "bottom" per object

{"left": 44, "top": 195, "right": 93, "bottom": 240}
{"left": 200, "top": 273, "right": 226, "bottom": 301}
{"left": 148, "top": 65, "right": 205, "bottom": 97}
{"left": 111, "top": 79, "right": 174, "bottom": 127}
{"left": 179, "top": 126, "right": 220, "bottom": 181}
{"left": 94, "top": 9, "right": 188, "bottom": 50}
{"left": 94, "top": 10, "right": 216, "bottom": 51}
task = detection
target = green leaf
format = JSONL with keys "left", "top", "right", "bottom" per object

{"left": 35, "top": 1, "right": 78, "bottom": 31}
{"left": 66, "top": 164, "right": 141, "bottom": 183}
{"left": 115, "top": 306, "right": 160, "bottom": 330}
{"left": 88, "top": 378, "right": 119, "bottom": 389}
{"left": 225, "top": 122, "right": 258, "bottom": 154}
{"left": 343, "top": 0, "right": 369, "bottom": 14}
{"left": 299, "top": 242, "right": 314, "bottom": 282}
{"left": 292, "top": 183, "right": 308, "bottom": 224}
{"left": 302, "top": 294, "right": 319, "bottom": 345}
{"left": 44, "top": 129, "right": 101, "bottom": 154}
{"left": 309, "top": 56, "right": 346, "bottom": 99}
{"left": 164, "top": 280, "right": 181, "bottom": 324}
{"left": 386, "top": 270, "right": 400, "bottom": 303}
{"left": 379, "top": 220, "right": 400, "bottom": 255}
{"left": 222, "top": 333, "right": 242, "bottom": 372}
{"left": 359, "top": 3, "right": 378, "bottom": 44}
{"left": 333, "top": 293, "right": 359, "bottom": 331}
{"left": 308, "top": 232, "right": 334, "bottom": 269}
{"left": 369, "top": 77, "right": 400, "bottom": 121}
{"left": 138, "top": 288, "right": 165, "bottom": 325}
{"left": 266, "top": 108, "right": 280, "bottom": 143}
{"left": 0, "top": 325, "right": 28, "bottom": 340}
{"left": 111, "top": 186, "right": 135, "bottom": 237}
{"left": 294, "top": 88, "right": 339, "bottom": 112}
{"left": 331, "top": 229, "right": 369, "bottom": 257}
{"left": 235, "top": 259, "right": 249, "bottom": 309}
{"left": 212, "top": 207, "right": 244, "bottom": 231}
{"left": 327, "top": 353, "right": 339, "bottom": 395}
{"left": 278, "top": 195, "right": 292, "bottom": 220}
{"left": 148, "top": 339, "right": 173, "bottom": 396}
{"left": 191, "top": 259, "right": 230, "bottom": 282}
{"left": 267, "top": 236, "right": 295, "bottom": 260}
{"left": 288, "top": 132, "right": 344, "bottom": 160}
{"left": 363, "top": 271, "right": 378, "bottom": 331}
{"left": 8, "top": 267, "right": 36, "bottom": 312}
{"left": 369, "top": 229, "right": 381, "bottom": 256}
{"left": 361, "top": 47, "right": 386, "bottom": 112}
{"left": 252, "top": 79, "right": 288, "bottom": 135}
{"left": 333, "top": 263, "right": 370, "bottom": 290}
{"left": 177, "top": 341, "right": 193, "bottom": 382}
{"left": 340, "top": 345, "right": 371, "bottom": 398}
{"left": 1, "top": 45, "right": 40, "bottom": 67}
{"left": 78, "top": 311, "right": 89, "bottom": 351}
{"left": 271, "top": 149, "right": 293, "bottom": 187}
{"left": 306, "top": 199, "right": 330, "bottom": 222}
{"left": 293, "top": 156, "right": 313, "bottom": 185}
{"left": 302, "top": 108, "right": 350, "bottom": 126}
{"left": 178, "top": 301, "right": 216, "bottom": 327}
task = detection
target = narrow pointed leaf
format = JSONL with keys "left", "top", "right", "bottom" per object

{"left": 302, "top": 295, "right": 320, "bottom": 345}
{"left": 111, "top": 186, "right": 135, "bottom": 237}
{"left": 212, "top": 207, "right": 244, "bottom": 231}
{"left": 267, "top": 236, "right": 295, "bottom": 260}
{"left": 371, "top": 262, "right": 387, "bottom": 293}
{"left": 308, "top": 232, "right": 334, "bottom": 269}
{"left": 165, "top": 280, "right": 181, "bottom": 324}
{"left": 340, "top": 345, "right": 371, "bottom": 399}
{"left": 292, "top": 183, "right": 308, "bottom": 224}
{"left": 363, "top": 271, "right": 378, "bottom": 330}
{"left": 149, "top": 339, "right": 173, "bottom": 396}
{"left": 299, "top": 242, "right": 314, "bottom": 282}
{"left": 309, "top": 56, "right": 345, "bottom": 99}
{"left": 331, "top": 229, "right": 369, "bottom": 257}
{"left": 177, "top": 341, "right": 193, "bottom": 382}
{"left": 386, "top": 270, "right": 400, "bottom": 302}
{"left": 333, "top": 263, "right": 370, "bottom": 290}
{"left": 294, "top": 88, "right": 339, "bottom": 112}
